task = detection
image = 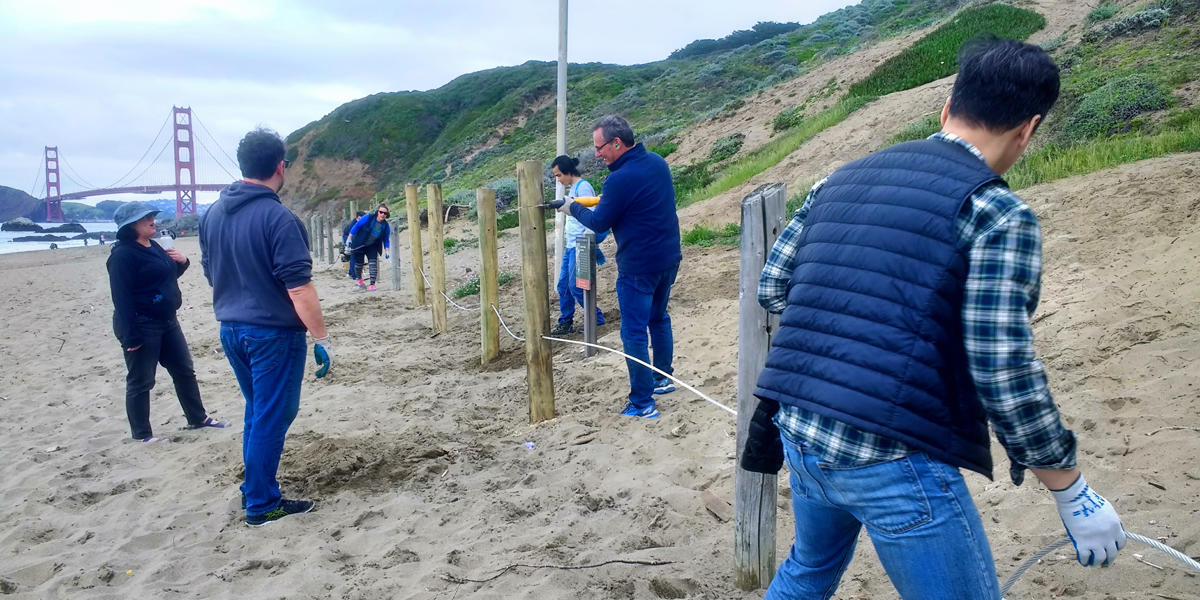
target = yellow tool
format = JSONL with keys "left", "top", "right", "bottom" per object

{"left": 538, "top": 196, "right": 601, "bottom": 209}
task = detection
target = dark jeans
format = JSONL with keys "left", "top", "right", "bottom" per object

{"left": 616, "top": 263, "right": 679, "bottom": 409}
{"left": 556, "top": 247, "right": 604, "bottom": 326}
{"left": 219, "top": 322, "right": 307, "bottom": 517}
{"left": 121, "top": 318, "right": 206, "bottom": 439}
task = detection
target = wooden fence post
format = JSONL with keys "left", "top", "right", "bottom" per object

{"left": 427, "top": 184, "right": 448, "bottom": 333}
{"left": 477, "top": 188, "right": 500, "bottom": 364}
{"left": 316, "top": 214, "right": 326, "bottom": 262}
{"left": 308, "top": 214, "right": 317, "bottom": 255}
{"left": 326, "top": 210, "right": 336, "bottom": 265}
{"left": 390, "top": 218, "right": 402, "bottom": 291}
{"left": 734, "top": 182, "right": 787, "bottom": 590}
{"left": 517, "top": 160, "right": 555, "bottom": 423}
{"left": 405, "top": 184, "right": 427, "bottom": 306}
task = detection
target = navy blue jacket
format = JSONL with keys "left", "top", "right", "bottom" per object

{"left": 106, "top": 239, "right": 188, "bottom": 349}
{"left": 754, "top": 139, "right": 1003, "bottom": 478}
{"left": 569, "top": 143, "right": 681, "bottom": 274}
{"left": 199, "top": 181, "right": 311, "bottom": 330}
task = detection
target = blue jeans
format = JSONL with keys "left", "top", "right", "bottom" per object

{"left": 765, "top": 435, "right": 1001, "bottom": 600}
{"left": 219, "top": 322, "right": 307, "bottom": 517}
{"left": 615, "top": 263, "right": 678, "bottom": 409}
{"left": 556, "top": 247, "right": 604, "bottom": 326}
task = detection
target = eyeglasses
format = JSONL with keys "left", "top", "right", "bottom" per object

{"left": 282, "top": 159, "right": 292, "bottom": 168}
{"left": 378, "top": 210, "right": 389, "bottom": 216}
{"left": 594, "top": 139, "right": 615, "bottom": 151}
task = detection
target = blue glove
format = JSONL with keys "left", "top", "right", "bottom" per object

{"left": 594, "top": 247, "right": 606, "bottom": 266}
{"left": 384, "top": 251, "right": 390, "bottom": 260}
{"left": 313, "top": 336, "right": 333, "bottom": 378}
{"left": 1052, "top": 475, "right": 1126, "bottom": 567}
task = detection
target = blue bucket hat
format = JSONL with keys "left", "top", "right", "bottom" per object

{"left": 113, "top": 202, "right": 161, "bottom": 231}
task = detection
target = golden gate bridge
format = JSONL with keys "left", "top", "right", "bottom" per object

{"left": 31, "top": 106, "right": 239, "bottom": 222}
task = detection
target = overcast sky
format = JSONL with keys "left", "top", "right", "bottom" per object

{"left": 0, "top": 0, "right": 856, "bottom": 207}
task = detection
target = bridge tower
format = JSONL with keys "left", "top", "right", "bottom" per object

{"left": 43, "top": 146, "right": 63, "bottom": 222}
{"left": 173, "top": 106, "right": 198, "bottom": 216}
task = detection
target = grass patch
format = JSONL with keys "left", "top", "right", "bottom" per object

{"left": 1086, "top": 3, "right": 1119, "bottom": 22}
{"left": 848, "top": 4, "right": 1045, "bottom": 99}
{"left": 678, "top": 95, "right": 874, "bottom": 207}
{"left": 443, "top": 236, "right": 479, "bottom": 255}
{"left": 452, "top": 270, "right": 517, "bottom": 298}
{"left": 887, "top": 112, "right": 942, "bottom": 145}
{"left": 1007, "top": 120, "right": 1200, "bottom": 189}
{"left": 681, "top": 223, "right": 741, "bottom": 247}
{"left": 496, "top": 210, "right": 519, "bottom": 231}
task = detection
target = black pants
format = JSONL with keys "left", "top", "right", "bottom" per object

{"left": 350, "top": 241, "right": 382, "bottom": 284}
{"left": 122, "top": 318, "right": 206, "bottom": 439}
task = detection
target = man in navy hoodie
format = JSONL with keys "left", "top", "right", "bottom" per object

{"left": 561, "top": 115, "right": 682, "bottom": 419}
{"left": 200, "top": 128, "right": 333, "bottom": 527}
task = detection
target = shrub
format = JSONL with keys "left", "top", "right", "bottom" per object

{"left": 681, "top": 223, "right": 741, "bottom": 247}
{"left": 488, "top": 177, "right": 519, "bottom": 210}
{"left": 1086, "top": 3, "right": 1119, "bottom": 22}
{"left": 649, "top": 140, "right": 678, "bottom": 159}
{"left": 1082, "top": 8, "right": 1169, "bottom": 42}
{"left": 1063, "top": 74, "right": 1169, "bottom": 140}
{"left": 496, "top": 210, "right": 519, "bottom": 231}
{"left": 774, "top": 104, "right": 808, "bottom": 132}
{"left": 708, "top": 133, "right": 746, "bottom": 162}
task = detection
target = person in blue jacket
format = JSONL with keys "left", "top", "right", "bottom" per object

{"left": 560, "top": 115, "right": 682, "bottom": 419}
{"left": 341, "top": 210, "right": 367, "bottom": 277}
{"left": 345, "top": 204, "right": 391, "bottom": 292}
{"left": 107, "top": 202, "right": 227, "bottom": 443}
{"left": 550, "top": 154, "right": 607, "bottom": 335}
{"left": 200, "top": 128, "right": 332, "bottom": 526}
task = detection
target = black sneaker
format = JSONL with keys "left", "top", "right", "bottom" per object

{"left": 245, "top": 498, "right": 315, "bottom": 527}
{"left": 550, "top": 322, "right": 574, "bottom": 335}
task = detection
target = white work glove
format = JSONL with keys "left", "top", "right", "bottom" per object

{"left": 556, "top": 197, "right": 575, "bottom": 215}
{"left": 313, "top": 336, "right": 333, "bottom": 378}
{"left": 1051, "top": 475, "right": 1126, "bottom": 567}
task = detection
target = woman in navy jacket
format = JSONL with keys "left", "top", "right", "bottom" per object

{"left": 106, "top": 203, "right": 225, "bottom": 442}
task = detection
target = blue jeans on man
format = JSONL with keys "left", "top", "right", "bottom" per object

{"left": 219, "top": 322, "right": 307, "bottom": 518}
{"left": 765, "top": 433, "right": 1001, "bottom": 600}
{"left": 556, "top": 247, "right": 605, "bottom": 327}
{"left": 616, "top": 263, "right": 678, "bottom": 411}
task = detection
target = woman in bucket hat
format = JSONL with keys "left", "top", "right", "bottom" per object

{"left": 106, "top": 202, "right": 226, "bottom": 442}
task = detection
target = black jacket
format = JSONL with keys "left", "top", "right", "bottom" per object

{"left": 107, "top": 239, "right": 188, "bottom": 349}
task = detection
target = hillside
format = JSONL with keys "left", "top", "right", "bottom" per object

{"left": 280, "top": 0, "right": 975, "bottom": 211}
{"left": 0, "top": 185, "right": 42, "bottom": 222}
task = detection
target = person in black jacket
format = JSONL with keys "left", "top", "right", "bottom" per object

{"left": 107, "top": 202, "right": 227, "bottom": 443}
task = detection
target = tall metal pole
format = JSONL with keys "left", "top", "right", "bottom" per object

{"left": 553, "top": 0, "right": 568, "bottom": 281}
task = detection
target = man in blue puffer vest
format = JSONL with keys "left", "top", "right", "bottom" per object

{"left": 747, "top": 36, "right": 1125, "bottom": 598}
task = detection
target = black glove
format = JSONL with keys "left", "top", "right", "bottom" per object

{"left": 740, "top": 397, "right": 784, "bottom": 474}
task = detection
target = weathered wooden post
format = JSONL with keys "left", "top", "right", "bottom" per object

{"left": 390, "top": 218, "right": 402, "bottom": 292}
{"left": 326, "top": 209, "right": 336, "bottom": 265}
{"left": 517, "top": 160, "right": 554, "bottom": 422}
{"left": 349, "top": 200, "right": 357, "bottom": 221}
{"left": 316, "top": 213, "right": 326, "bottom": 262}
{"left": 308, "top": 214, "right": 317, "bottom": 256}
{"left": 427, "top": 184, "right": 449, "bottom": 333}
{"left": 735, "top": 183, "right": 787, "bottom": 590}
{"left": 477, "top": 188, "right": 500, "bottom": 364}
{"left": 405, "top": 184, "right": 427, "bottom": 306}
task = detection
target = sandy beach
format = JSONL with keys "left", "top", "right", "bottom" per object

{"left": 1, "top": 153, "right": 1198, "bottom": 599}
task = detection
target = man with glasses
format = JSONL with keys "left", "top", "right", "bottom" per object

{"left": 559, "top": 114, "right": 682, "bottom": 419}
{"left": 344, "top": 204, "right": 392, "bottom": 292}
{"left": 200, "top": 127, "right": 333, "bottom": 526}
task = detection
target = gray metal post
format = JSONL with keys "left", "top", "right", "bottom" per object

{"left": 577, "top": 232, "right": 597, "bottom": 357}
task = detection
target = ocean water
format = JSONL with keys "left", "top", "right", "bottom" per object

{"left": 0, "top": 222, "right": 117, "bottom": 255}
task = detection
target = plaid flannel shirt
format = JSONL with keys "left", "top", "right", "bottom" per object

{"left": 757, "top": 133, "right": 1077, "bottom": 484}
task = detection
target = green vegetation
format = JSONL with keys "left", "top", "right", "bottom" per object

{"left": 681, "top": 223, "right": 741, "bottom": 247}
{"left": 453, "top": 271, "right": 517, "bottom": 298}
{"left": 887, "top": 113, "right": 942, "bottom": 145}
{"left": 773, "top": 78, "right": 839, "bottom": 132}
{"left": 496, "top": 210, "right": 519, "bottom": 231}
{"left": 1086, "top": 3, "right": 1119, "bottom": 22}
{"left": 708, "top": 133, "right": 746, "bottom": 163}
{"left": 1063, "top": 75, "right": 1169, "bottom": 140}
{"left": 1008, "top": 119, "right": 1200, "bottom": 189}
{"left": 848, "top": 4, "right": 1045, "bottom": 99}
{"left": 444, "top": 236, "right": 479, "bottom": 255}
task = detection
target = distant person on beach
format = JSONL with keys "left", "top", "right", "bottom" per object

{"left": 549, "top": 154, "right": 606, "bottom": 335}
{"left": 747, "top": 36, "right": 1125, "bottom": 599}
{"left": 344, "top": 204, "right": 391, "bottom": 292}
{"left": 200, "top": 127, "right": 331, "bottom": 527}
{"left": 341, "top": 210, "right": 367, "bottom": 276}
{"left": 559, "top": 115, "right": 682, "bottom": 419}
{"left": 106, "top": 202, "right": 227, "bottom": 443}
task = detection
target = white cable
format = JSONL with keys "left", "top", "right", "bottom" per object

{"left": 1000, "top": 532, "right": 1200, "bottom": 598}
{"left": 491, "top": 304, "right": 525, "bottom": 342}
{"left": 544, "top": 335, "right": 737, "bottom": 417}
{"left": 418, "top": 267, "right": 479, "bottom": 312}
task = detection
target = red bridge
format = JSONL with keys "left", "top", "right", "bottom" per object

{"left": 36, "top": 106, "right": 237, "bottom": 222}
